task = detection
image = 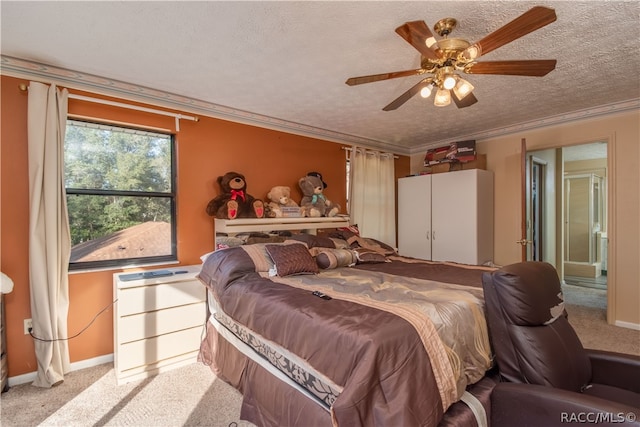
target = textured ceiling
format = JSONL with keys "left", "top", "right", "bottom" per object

{"left": 1, "top": 1, "right": 639, "bottom": 155}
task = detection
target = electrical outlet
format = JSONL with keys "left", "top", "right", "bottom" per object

{"left": 24, "top": 318, "right": 33, "bottom": 335}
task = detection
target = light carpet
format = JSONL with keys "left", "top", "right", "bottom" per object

{"left": 1, "top": 284, "right": 638, "bottom": 426}
{"left": 1, "top": 361, "right": 254, "bottom": 427}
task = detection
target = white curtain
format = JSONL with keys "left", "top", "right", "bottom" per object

{"left": 348, "top": 146, "right": 396, "bottom": 247}
{"left": 27, "top": 82, "right": 71, "bottom": 387}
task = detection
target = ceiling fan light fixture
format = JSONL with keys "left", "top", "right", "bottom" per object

{"left": 453, "top": 77, "right": 475, "bottom": 100}
{"left": 443, "top": 74, "right": 457, "bottom": 90}
{"left": 434, "top": 89, "right": 451, "bottom": 107}
{"left": 420, "top": 84, "right": 433, "bottom": 98}
{"left": 461, "top": 44, "right": 481, "bottom": 61}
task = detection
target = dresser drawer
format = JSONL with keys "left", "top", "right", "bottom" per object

{"left": 118, "top": 301, "right": 206, "bottom": 343}
{"left": 117, "top": 326, "right": 203, "bottom": 372}
{"left": 117, "top": 279, "right": 204, "bottom": 316}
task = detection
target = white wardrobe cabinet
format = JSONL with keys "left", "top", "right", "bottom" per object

{"left": 398, "top": 169, "right": 494, "bottom": 265}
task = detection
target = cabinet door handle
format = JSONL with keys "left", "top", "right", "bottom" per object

{"left": 426, "top": 231, "right": 430, "bottom": 240}
{"left": 432, "top": 231, "right": 436, "bottom": 240}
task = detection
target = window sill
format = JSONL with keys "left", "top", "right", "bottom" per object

{"left": 68, "top": 260, "right": 181, "bottom": 275}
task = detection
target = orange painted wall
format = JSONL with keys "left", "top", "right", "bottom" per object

{"left": 0, "top": 75, "right": 410, "bottom": 377}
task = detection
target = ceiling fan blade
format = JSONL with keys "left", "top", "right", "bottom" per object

{"left": 467, "top": 60, "right": 557, "bottom": 76}
{"left": 345, "top": 68, "right": 425, "bottom": 86}
{"left": 453, "top": 91, "right": 478, "bottom": 109}
{"left": 395, "top": 21, "right": 441, "bottom": 61}
{"left": 382, "top": 78, "right": 432, "bottom": 111}
{"left": 466, "top": 6, "right": 556, "bottom": 59}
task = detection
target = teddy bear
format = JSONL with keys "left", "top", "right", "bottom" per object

{"left": 206, "top": 171, "right": 264, "bottom": 219}
{"left": 298, "top": 173, "right": 340, "bottom": 217}
{"left": 265, "top": 185, "right": 299, "bottom": 218}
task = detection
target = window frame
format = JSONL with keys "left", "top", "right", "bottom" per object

{"left": 65, "top": 119, "right": 178, "bottom": 271}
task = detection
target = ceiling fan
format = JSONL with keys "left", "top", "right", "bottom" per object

{"left": 345, "top": 6, "right": 557, "bottom": 110}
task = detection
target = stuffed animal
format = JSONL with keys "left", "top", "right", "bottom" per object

{"left": 206, "top": 171, "right": 264, "bottom": 219}
{"left": 265, "top": 185, "right": 299, "bottom": 218}
{"left": 298, "top": 173, "right": 340, "bottom": 217}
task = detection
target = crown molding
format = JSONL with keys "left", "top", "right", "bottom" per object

{"left": 409, "top": 98, "right": 640, "bottom": 154}
{"left": 1, "top": 55, "right": 407, "bottom": 155}
{"left": 3, "top": 55, "right": 636, "bottom": 158}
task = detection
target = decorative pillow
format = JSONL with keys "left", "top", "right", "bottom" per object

{"left": 287, "top": 233, "right": 336, "bottom": 249}
{"left": 312, "top": 248, "right": 356, "bottom": 269}
{"left": 265, "top": 243, "right": 318, "bottom": 276}
{"left": 327, "top": 229, "right": 359, "bottom": 247}
{"left": 215, "top": 236, "right": 245, "bottom": 250}
{"left": 352, "top": 247, "right": 388, "bottom": 264}
{"left": 361, "top": 237, "right": 397, "bottom": 256}
{"left": 241, "top": 244, "right": 276, "bottom": 272}
{"left": 316, "top": 230, "right": 349, "bottom": 249}
{"left": 200, "top": 251, "right": 215, "bottom": 263}
{"left": 245, "top": 235, "right": 287, "bottom": 245}
{"left": 329, "top": 237, "right": 350, "bottom": 249}
{"left": 338, "top": 224, "right": 360, "bottom": 235}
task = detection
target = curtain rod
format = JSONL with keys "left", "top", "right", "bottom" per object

{"left": 342, "top": 146, "right": 399, "bottom": 159}
{"left": 19, "top": 83, "right": 199, "bottom": 131}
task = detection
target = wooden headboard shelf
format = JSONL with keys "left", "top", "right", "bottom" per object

{"left": 214, "top": 215, "right": 350, "bottom": 234}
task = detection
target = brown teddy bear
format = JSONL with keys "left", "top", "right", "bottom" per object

{"left": 298, "top": 173, "right": 340, "bottom": 217}
{"left": 206, "top": 171, "right": 264, "bottom": 219}
{"left": 265, "top": 185, "right": 299, "bottom": 218}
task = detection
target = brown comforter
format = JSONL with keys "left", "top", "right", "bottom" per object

{"left": 198, "top": 246, "right": 493, "bottom": 427}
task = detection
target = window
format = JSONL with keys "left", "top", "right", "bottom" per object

{"left": 65, "top": 120, "right": 176, "bottom": 270}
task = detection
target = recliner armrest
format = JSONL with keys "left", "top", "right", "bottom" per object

{"left": 491, "top": 383, "right": 640, "bottom": 427}
{"left": 588, "top": 349, "right": 640, "bottom": 393}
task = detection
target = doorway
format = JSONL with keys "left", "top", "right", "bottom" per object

{"left": 526, "top": 142, "right": 608, "bottom": 291}
{"left": 525, "top": 156, "right": 546, "bottom": 261}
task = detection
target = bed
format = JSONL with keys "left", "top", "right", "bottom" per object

{"left": 197, "top": 220, "right": 498, "bottom": 427}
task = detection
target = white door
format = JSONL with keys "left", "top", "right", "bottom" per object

{"left": 431, "top": 170, "right": 479, "bottom": 264}
{"left": 398, "top": 174, "right": 432, "bottom": 259}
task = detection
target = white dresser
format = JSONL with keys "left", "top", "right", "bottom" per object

{"left": 113, "top": 265, "right": 205, "bottom": 385}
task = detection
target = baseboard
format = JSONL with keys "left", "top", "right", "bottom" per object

{"left": 7, "top": 354, "right": 114, "bottom": 387}
{"left": 614, "top": 320, "right": 640, "bottom": 331}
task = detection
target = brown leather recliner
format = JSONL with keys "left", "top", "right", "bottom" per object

{"left": 482, "top": 261, "right": 640, "bottom": 427}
